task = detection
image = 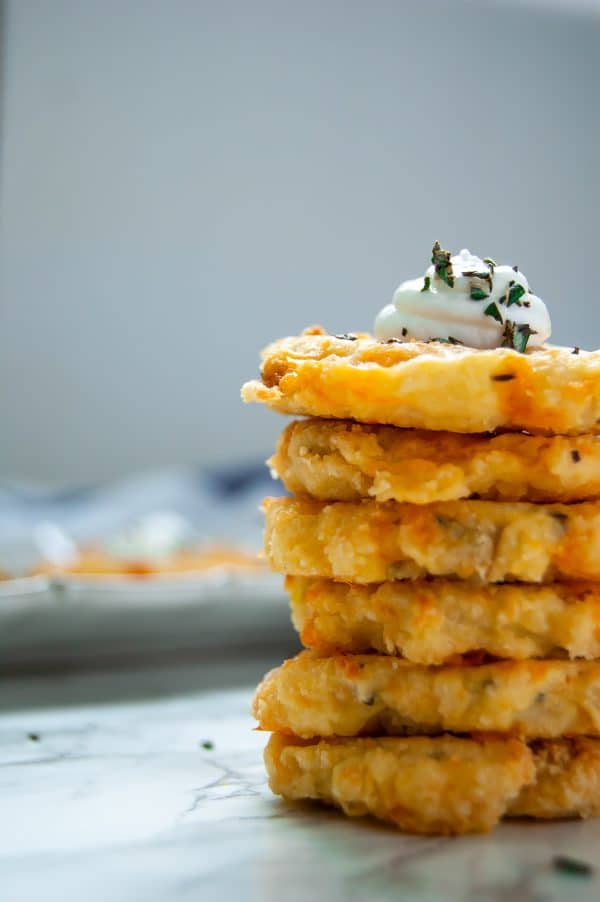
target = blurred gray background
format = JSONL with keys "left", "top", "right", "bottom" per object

{"left": 1, "top": 0, "right": 599, "bottom": 487}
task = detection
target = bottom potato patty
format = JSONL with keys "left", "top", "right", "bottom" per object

{"left": 253, "top": 651, "right": 600, "bottom": 739}
{"left": 286, "top": 577, "right": 600, "bottom": 663}
{"left": 265, "top": 733, "right": 600, "bottom": 835}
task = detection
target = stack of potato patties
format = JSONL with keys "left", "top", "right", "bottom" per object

{"left": 242, "top": 326, "right": 600, "bottom": 835}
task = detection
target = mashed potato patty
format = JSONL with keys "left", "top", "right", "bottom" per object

{"left": 287, "top": 577, "right": 600, "bottom": 663}
{"left": 242, "top": 328, "right": 600, "bottom": 435}
{"left": 253, "top": 651, "right": 600, "bottom": 739}
{"left": 265, "top": 733, "right": 600, "bottom": 834}
{"left": 271, "top": 419, "right": 600, "bottom": 504}
{"left": 264, "top": 496, "right": 600, "bottom": 583}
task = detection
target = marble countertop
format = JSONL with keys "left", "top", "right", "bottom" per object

{"left": 2, "top": 647, "right": 600, "bottom": 902}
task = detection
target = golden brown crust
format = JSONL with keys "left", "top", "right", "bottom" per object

{"left": 271, "top": 419, "right": 600, "bottom": 503}
{"left": 265, "top": 733, "right": 534, "bottom": 835}
{"left": 242, "top": 328, "right": 600, "bottom": 435}
{"left": 264, "top": 496, "right": 600, "bottom": 584}
{"left": 265, "top": 733, "right": 600, "bottom": 834}
{"left": 253, "top": 651, "right": 600, "bottom": 739}
{"left": 510, "top": 737, "right": 600, "bottom": 819}
{"left": 287, "top": 577, "right": 600, "bottom": 663}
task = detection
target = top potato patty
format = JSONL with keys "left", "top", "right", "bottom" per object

{"left": 242, "top": 327, "right": 600, "bottom": 435}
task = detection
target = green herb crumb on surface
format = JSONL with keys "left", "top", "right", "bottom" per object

{"left": 27, "top": 733, "right": 40, "bottom": 742}
{"left": 201, "top": 740, "right": 214, "bottom": 751}
{"left": 421, "top": 275, "right": 431, "bottom": 292}
{"left": 552, "top": 856, "right": 593, "bottom": 877}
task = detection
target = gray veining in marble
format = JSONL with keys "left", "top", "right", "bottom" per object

{"left": 1, "top": 650, "right": 600, "bottom": 902}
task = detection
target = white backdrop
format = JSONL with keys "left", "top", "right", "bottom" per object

{"left": 1, "top": 0, "right": 599, "bottom": 485}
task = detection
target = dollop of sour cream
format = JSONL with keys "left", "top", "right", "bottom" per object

{"left": 374, "top": 247, "right": 551, "bottom": 350}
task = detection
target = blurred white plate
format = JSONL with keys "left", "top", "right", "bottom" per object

{"left": 0, "top": 569, "right": 292, "bottom": 670}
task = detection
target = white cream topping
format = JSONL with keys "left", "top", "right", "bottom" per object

{"left": 374, "top": 247, "right": 551, "bottom": 350}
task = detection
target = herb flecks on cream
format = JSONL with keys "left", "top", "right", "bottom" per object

{"left": 374, "top": 243, "right": 551, "bottom": 351}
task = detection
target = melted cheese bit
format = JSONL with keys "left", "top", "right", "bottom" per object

{"left": 375, "top": 247, "right": 551, "bottom": 350}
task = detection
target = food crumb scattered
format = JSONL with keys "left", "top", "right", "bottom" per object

{"left": 552, "top": 855, "right": 593, "bottom": 877}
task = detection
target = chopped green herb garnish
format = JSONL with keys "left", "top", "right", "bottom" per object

{"left": 552, "top": 855, "right": 593, "bottom": 877}
{"left": 502, "top": 320, "right": 536, "bottom": 353}
{"left": 465, "top": 268, "right": 493, "bottom": 298}
{"left": 484, "top": 302, "right": 503, "bottom": 324}
{"left": 421, "top": 275, "right": 431, "bottom": 292}
{"left": 27, "top": 733, "right": 40, "bottom": 742}
{"left": 463, "top": 270, "right": 491, "bottom": 280}
{"left": 433, "top": 336, "right": 464, "bottom": 345}
{"left": 402, "top": 327, "right": 408, "bottom": 337}
{"left": 201, "top": 740, "right": 214, "bottom": 750}
{"left": 431, "top": 241, "right": 454, "bottom": 287}
{"left": 513, "top": 264, "right": 519, "bottom": 272}
{"left": 504, "top": 282, "right": 526, "bottom": 307}
{"left": 483, "top": 257, "right": 497, "bottom": 268}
